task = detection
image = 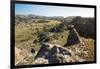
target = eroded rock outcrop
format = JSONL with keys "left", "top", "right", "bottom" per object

{"left": 34, "top": 43, "right": 85, "bottom": 64}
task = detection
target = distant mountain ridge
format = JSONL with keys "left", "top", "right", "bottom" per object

{"left": 15, "top": 14, "right": 64, "bottom": 20}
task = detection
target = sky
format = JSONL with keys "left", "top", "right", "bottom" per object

{"left": 15, "top": 3, "right": 94, "bottom": 17}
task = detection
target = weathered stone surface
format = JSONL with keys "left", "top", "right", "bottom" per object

{"left": 34, "top": 58, "right": 49, "bottom": 64}
{"left": 34, "top": 43, "right": 85, "bottom": 64}
{"left": 15, "top": 47, "right": 28, "bottom": 65}
{"left": 64, "top": 28, "right": 80, "bottom": 46}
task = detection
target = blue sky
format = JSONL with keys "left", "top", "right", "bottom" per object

{"left": 15, "top": 4, "right": 94, "bottom": 17}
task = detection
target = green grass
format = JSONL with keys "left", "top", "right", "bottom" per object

{"left": 15, "top": 20, "right": 61, "bottom": 50}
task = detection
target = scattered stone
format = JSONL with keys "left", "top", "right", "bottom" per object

{"left": 34, "top": 58, "right": 49, "bottom": 64}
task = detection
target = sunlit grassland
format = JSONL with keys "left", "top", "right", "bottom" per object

{"left": 15, "top": 20, "right": 64, "bottom": 51}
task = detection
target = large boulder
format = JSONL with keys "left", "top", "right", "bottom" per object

{"left": 34, "top": 43, "right": 85, "bottom": 64}
{"left": 64, "top": 28, "right": 80, "bottom": 46}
